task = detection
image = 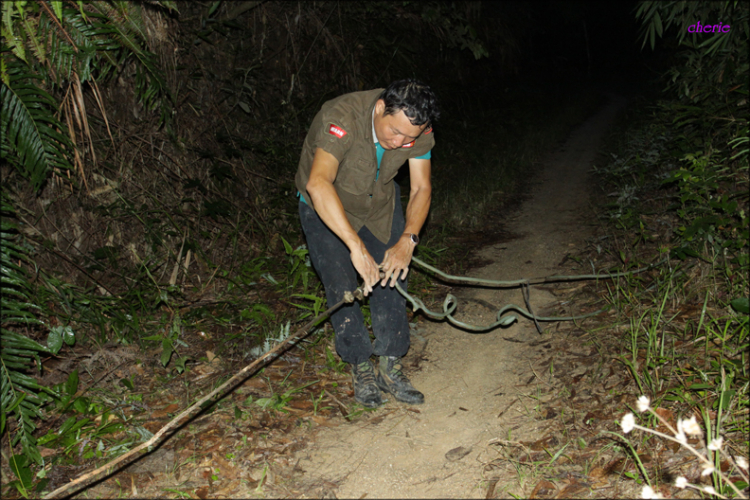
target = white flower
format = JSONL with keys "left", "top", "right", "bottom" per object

{"left": 637, "top": 395, "right": 650, "bottom": 413}
{"left": 701, "top": 465, "right": 715, "bottom": 476}
{"left": 674, "top": 476, "right": 688, "bottom": 489}
{"left": 704, "top": 486, "right": 717, "bottom": 495}
{"left": 621, "top": 413, "right": 635, "bottom": 434}
{"left": 737, "top": 456, "right": 749, "bottom": 470}
{"left": 680, "top": 416, "right": 702, "bottom": 436}
{"left": 674, "top": 430, "right": 687, "bottom": 445}
{"left": 640, "top": 485, "right": 663, "bottom": 499}
{"left": 707, "top": 437, "right": 723, "bottom": 451}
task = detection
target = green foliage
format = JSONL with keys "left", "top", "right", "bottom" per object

{"left": 324, "top": 345, "right": 347, "bottom": 374}
{"left": 0, "top": 55, "right": 74, "bottom": 190}
{"left": 5, "top": 454, "right": 33, "bottom": 497}
{"left": 634, "top": 0, "right": 749, "bottom": 269}
{"left": 666, "top": 149, "right": 748, "bottom": 261}
{"left": 142, "top": 313, "right": 190, "bottom": 373}
{"left": 636, "top": 1, "right": 748, "bottom": 152}
{"left": 33, "top": 371, "right": 152, "bottom": 471}
{"left": 636, "top": 1, "right": 747, "bottom": 54}
{"left": 289, "top": 293, "right": 325, "bottom": 322}
{"left": 254, "top": 379, "right": 319, "bottom": 413}
{"left": 1, "top": 195, "right": 75, "bottom": 491}
{"left": 586, "top": 9, "right": 750, "bottom": 489}
{"left": 281, "top": 237, "right": 318, "bottom": 293}
{"left": 1, "top": 0, "right": 177, "bottom": 191}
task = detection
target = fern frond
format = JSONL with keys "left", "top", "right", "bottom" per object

{"left": 0, "top": 56, "right": 73, "bottom": 189}
{"left": 86, "top": 1, "right": 170, "bottom": 113}
{"left": 0, "top": 196, "right": 52, "bottom": 466}
{"left": 1, "top": 2, "right": 27, "bottom": 62}
{"left": 21, "top": 15, "right": 46, "bottom": 65}
{"left": 102, "top": 1, "right": 150, "bottom": 46}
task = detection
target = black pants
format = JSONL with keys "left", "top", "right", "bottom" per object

{"left": 299, "top": 186, "right": 410, "bottom": 365}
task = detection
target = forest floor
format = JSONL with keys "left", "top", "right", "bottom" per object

{"left": 43, "top": 93, "right": 706, "bottom": 499}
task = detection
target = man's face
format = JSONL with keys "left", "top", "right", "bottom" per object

{"left": 373, "top": 99, "right": 428, "bottom": 150}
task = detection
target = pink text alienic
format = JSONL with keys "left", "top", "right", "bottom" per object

{"left": 688, "top": 21, "right": 731, "bottom": 33}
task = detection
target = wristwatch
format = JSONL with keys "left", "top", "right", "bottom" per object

{"left": 405, "top": 232, "right": 419, "bottom": 245}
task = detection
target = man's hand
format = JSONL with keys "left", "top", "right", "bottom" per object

{"left": 380, "top": 234, "right": 415, "bottom": 287}
{"left": 350, "top": 241, "right": 380, "bottom": 296}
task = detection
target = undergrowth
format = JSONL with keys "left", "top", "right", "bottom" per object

{"left": 587, "top": 86, "right": 748, "bottom": 497}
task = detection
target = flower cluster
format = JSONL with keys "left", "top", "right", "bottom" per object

{"left": 619, "top": 396, "right": 749, "bottom": 500}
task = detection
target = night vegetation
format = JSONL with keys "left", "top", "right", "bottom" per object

{"left": 0, "top": 1, "right": 747, "bottom": 498}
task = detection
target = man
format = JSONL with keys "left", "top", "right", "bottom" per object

{"left": 295, "top": 79, "right": 439, "bottom": 408}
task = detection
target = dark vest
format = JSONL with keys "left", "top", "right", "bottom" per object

{"left": 295, "top": 89, "right": 434, "bottom": 243}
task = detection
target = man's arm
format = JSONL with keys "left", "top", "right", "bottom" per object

{"left": 380, "top": 158, "right": 432, "bottom": 287}
{"left": 306, "top": 147, "right": 380, "bottom": 295}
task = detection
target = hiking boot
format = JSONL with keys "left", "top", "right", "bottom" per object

{"left": 351, "top": 360, "right": 382, "bottom": 408}
{"left": 376, "top": 356, "right": 424, "bottom": 405}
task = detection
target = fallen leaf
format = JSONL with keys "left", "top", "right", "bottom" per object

{"left": 445, "top": 446, "right": 472, "bottom": 462}
{"left": 242, "top": 377, "right": 268, "bottom": 390}
{"left": 654, "top": 407, "right": 676, "bottom": 434}
{"left": 527, "top": 434, "right": 559, "bottom": 451}
{"left": 310, "top": 415, "right": 336, "bottom": 427}
{"left": 369, "top": 415, "right": 386, "bottom": 425}
{"left": 588, "top": 467, "right": 607, "bottom": 479}
{"left": 214, "top": 480, "right": 241, "bottom": 497}
{"left": 581, "top": 410, "right": 607, "bottom": 427}
{"left": 143, "top": 421, "right": 162, "bottom": 433}
{"left": 590, "top": 479, "right": 610, "bottom": 489}
{"left": 530, "top": 479, "right": 556, "bottom": 498}
{"left": 603, "top": 457, "right": 628, "bottom": 475}
{"left": 212, "top": 453, "right": 234, "bottom": 472}
{"left": 287, "top": 399, "right": 314, "bottom": 410}
{"left": 555, "top": 482, "right": 588, "bottom": 498}
{"left": 205, "top": 441, "right": 224, "bottom": 454}
{"left": 151, "top": 403, "right": 180, "bottom": 419}
{"left": 485, "top": 478, "right": 498, "bottom": 499}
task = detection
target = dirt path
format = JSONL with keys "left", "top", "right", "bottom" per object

{"left": 288, "top": 94, "right": 628, "bottom": 499}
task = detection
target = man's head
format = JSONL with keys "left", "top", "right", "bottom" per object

{"left": 374, "top": 79, "right": 440, "bottom": 150}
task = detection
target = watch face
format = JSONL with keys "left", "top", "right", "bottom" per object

{"left": 410, "top": 233, "right": 419, "bottom": 244}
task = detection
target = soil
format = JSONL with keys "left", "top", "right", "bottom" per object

{"left": 54, "top": 93, "right": 697, "bottom": 500}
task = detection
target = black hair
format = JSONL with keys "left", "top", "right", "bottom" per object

{"left": 379, "top": 79, "right": 440, "bottom": 128}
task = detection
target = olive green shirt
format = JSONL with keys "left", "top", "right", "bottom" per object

{"left": 295, "top": 89, "right": 435, "bottom": 244}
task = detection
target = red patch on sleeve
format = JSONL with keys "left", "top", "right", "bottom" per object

{"left": 401, "top": 140, "right": 415, "bottom": 148}
{"left": 328, "top": 124, "right": 347, "bottom": 138}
